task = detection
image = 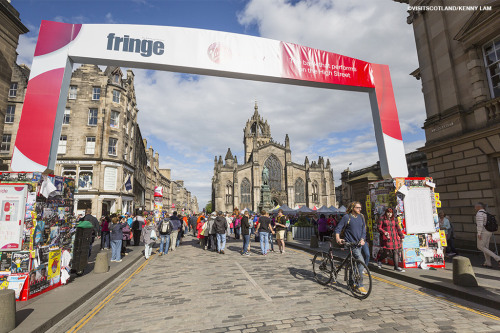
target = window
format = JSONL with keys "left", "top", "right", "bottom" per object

{"left": 264, "top": 155, "right": 282, "bottom": 192}
{"left": 8, "top": 83, "right": 17, "bottom": 97}
{"left": 110, "top": 111, "right": 120, "bottom": 128}
{"left": 78, "top": 166, "right": 93, "bottom": 190}
{"left": 57, "top": 135, "right": 67, "bottom": 154}
{"left": 295, "top": 178, "right": 305, "bottom": 203}
{"left": 85, "top": 136, "right": 96, "bottom": 154}
{"left": 88, "top": 108, "right": 98, "bottom": 126}
{"left": 63, "top": 109, "right": 70, "bottom": 124}
{"left": 312, "top": 181, "right": 319, "bottom": 203}
{"left": 69, "top": 85, "right": 77, "bottom": 99}
{"left": 62, "top": 166, "right": 76, "bottom": 179}
{"left": 484, "top": 37, "right": 500, "bottom": 98}
{"left": 112, "top": 90, "right": 120, "bottom": 103}
{"left": 92, "top": 87, "right": 101, "bottom": 100}
{"left": 124, "top": 143, "right": 128, "bottom": 160}
{"left": 240, "top": 178, "right": 251, "bottom": 208}
{"left": 1, "top": 134, "right": 11, "bottom": 153}
{"left": 108, "top": 138, "right": 118, "bottom": 156}
{"left": 103, "top": 167, "right": 117, "bottom": 191}
{"left": 225, "top": 181, "right": 233, "bottom": 205}
{"left": 5, "top": 105, "right": 15, "bottom": 123}
{"left": 113, "top": 74, "right": 120, "bottom": 83}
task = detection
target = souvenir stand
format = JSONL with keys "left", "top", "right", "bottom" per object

{"left": 0, "top": 172, "right": 76, "bottom": 301}
{"left": 367, "top": 177, "right": 445, "bottom": 269}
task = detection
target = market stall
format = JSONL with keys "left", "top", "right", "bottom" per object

{"left": 367, "top": 177, "right": 445, "bottom": 269}
{"left": 0, "top": 172, "right": 76, "bottom": 301}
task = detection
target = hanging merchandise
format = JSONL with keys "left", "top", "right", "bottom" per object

{"left": 368, "top": 177, "right": 445, "bottom": 269}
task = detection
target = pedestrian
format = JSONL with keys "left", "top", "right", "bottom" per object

{"left": 234, "top": 209, "right": 241, "bottom": 240}
{"left": 140, "top": 218, "right": 157, "bottom": 260}
{"left": 214, "top": 211, "right": 228, "bottom": 254}
{"left": 226, "top": 213, "right": 233, "bottom": 240}
{"left": 376, "top": 208, "right": 405, "bottom": 272}
{"left": 268, "top": 216, "right": 275, "bottom": 252}
{"left": 274, "top": 209, "right": 287, "bottom": 254}
{"left": 335, "top": 201, "right": 368, "bottom": 295}
{"left": 121, "top": 215, "right": 131, "bottom": 257}
{"left": 255, "top": 210, "right": 273, "bottom": 256}
{"left": 206, "top": 212, "right": 217, "bottom": 252}
{"left": 100, "top": 215, "right": 110, "bottom": 250}
{"left": 158, "top": 217, "right": 172, "bottom": 256}
{"left": 169, "top": 211, "right": 182, "bottom": 251}
{"left": 110, "top": 215, "right": 125, "bottom": 262}
{"left": 475, "top": 202, "right": 500, "bottom": 268}
{"left": 197, "top": 217, "right": 207, "bottom": 249}
{"left": 317, "top": 214, "right": 329, "bottom": 242}
{"left": 241, "top": 210, "right": 251, "bottom": 256}
{"left": 183, "top": 214, "right": 189, "bottom": 235}
{"left": 82, "top": 208, "right": 100, "bottom": 258}
{"left": 190, "top": 214, "right": 198, "bottom": 237}
{"left": 132, "top": 212, "right": 145, "bottom": 246}
{"left": 438, "top": 211, "right": 458, "bottom": 256}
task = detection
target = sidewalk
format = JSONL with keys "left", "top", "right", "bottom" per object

{"left": 13, "top": 242, "right": 145, "bottom": 333}
{"left": 286, "top": 238, "right": 500, "bottom": 309}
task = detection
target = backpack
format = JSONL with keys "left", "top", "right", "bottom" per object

{"left": 485, "top": 212, "right": 498, "bottom": 232}
{"left": 161, "top": 219, "right": 172, "bottom": 234}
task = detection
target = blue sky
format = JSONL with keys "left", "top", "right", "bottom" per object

{"left": 13, "top": 0, "right": 426, "bottom": 208}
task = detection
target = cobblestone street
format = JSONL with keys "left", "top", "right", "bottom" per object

{"left": 71, "top": 236, "right": 500, "bottom": 333}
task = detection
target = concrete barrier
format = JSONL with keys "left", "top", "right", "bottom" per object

{"left": 286, "top": 231, "right": 293, "bottom": 242}
{"left": 93, "top": 252, "right": 109, "bottom": 273}
{"left": 453, "top": 256, "right": 478, "bottom": 287}
{"left": 310, "top": 235, "right": 319, "bottom": 248}
{"left": 0, "top": 289, "right": 16, "bottom": 333}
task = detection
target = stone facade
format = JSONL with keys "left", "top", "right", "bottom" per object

{"left": 402, "top": 0, "right": 500, "bottom": 248}
{"left": 2, "top": 63, "right": 199, "bottom": 217}
{"left": 212, "top": 103, "right": 336, "bottom": 213}
{"left": 0, "top": 0, "right": 27, "bottom": 166}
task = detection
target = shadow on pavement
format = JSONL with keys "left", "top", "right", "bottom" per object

{"left": 287, "top": 266, "right": 316, "bottom": 283}
{"left": 15, "top": 308, "right": 34, "bottom": 326}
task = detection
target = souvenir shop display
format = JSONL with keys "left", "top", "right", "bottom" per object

{"left": 367, "top": 177, "right": 445, "bottom": 269}
{"left": 0, "top": 172, "right": 76, "bottom": 301}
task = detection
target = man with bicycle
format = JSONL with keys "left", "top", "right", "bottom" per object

{"left": 335, "top": 201, "right": 368, "bottom": 295}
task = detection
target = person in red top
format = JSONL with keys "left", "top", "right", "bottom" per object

{"left": 196, "top": 217, "right": 207, "bottom": 249}
{"left": 376, "top": 208, "right": 405, "bottom": 272}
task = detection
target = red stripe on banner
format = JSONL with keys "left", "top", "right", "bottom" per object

{"left": 34, "top": 21, "right": 82, "bottom": 57}
{"left": 14, "top": 68, "right": 65, "bottom": 166}
{"left": 371, "top": 63, "right": 403, "bottom": 141}
{"left": 280, "top": 42, "right": 374, "bottom": 88}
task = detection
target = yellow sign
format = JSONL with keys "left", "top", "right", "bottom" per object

{"left": 436, "top": 200, "right": 442, "bottom": 208}
{"left": 439, "top": 230, "right": 447, "bottom": 247}
{"left": 434, "top": 193, "right": 440, "bottom": 201}
{"left": 48, "top": 249, "right": 61, "bottom": 280}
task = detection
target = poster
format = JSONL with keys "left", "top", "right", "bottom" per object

{"left": 0, "top": 252, "right": 12, "bottom": 271}
{"left": 404, "top": 187, "right": 435, "bottom": 234}
{"left": 7, "top": 274, "right": 27, "bottom": 299}
{"left": 11, "top": 252, "right": 30, "bottom": 274}
{"left": 402, "top": 235, "right": 421, "bottom": 263}
{"left": 48, "top": 250, "right": 61, "bottom": 280}
{"left": 0, "top": 185, "right": 28, "bottom": 251}
{"left": 0, "top": 272, "right": 8, "bottom": 289}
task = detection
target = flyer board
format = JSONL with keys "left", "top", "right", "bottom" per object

{"left": 404, "top": 187, "right": 435, "bottom": 234}
{"left": 0, "top": 185, "right": 28, "bottom": 251}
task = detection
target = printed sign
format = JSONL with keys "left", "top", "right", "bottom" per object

{"left": 0, "top": 185, "right": 28, "bottom": 251}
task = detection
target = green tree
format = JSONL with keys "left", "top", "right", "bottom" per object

{"left": 205, "top": 201, "right": 212, "bottom": 214}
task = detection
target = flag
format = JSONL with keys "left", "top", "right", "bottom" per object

{"left": 124, "top": 176, "right": 132, "bottom": 191}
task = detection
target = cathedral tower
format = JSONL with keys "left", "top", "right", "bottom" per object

{"left": 243, "top": 101, "right": 271, "bottom": 163}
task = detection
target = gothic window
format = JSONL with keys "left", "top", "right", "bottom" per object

{"left": 264, "top": 155, "right": 282, "bottom": 192}
{"left": 225, "top": 181, "right": 233, "bottom": 205}
{"left": 240, "top": 178, "right": 251, "bottom": 208}
{"left": 312, "top": 181, "right": 319, "bottom": 203}
{"left": 251, "top": 122, "right": 262, "bottom": 135}
{"left": 295, "top": 178, "right": 305, "bottom": 203}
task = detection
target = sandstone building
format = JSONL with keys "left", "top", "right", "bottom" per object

{"left": 400, "top": 0, "right": 500, "bottom": 248}
{"left": 212, "top": 103, "right": 336, "bottom": 212}
{"left": 2, "top": 63, "right": 199, "bottom": 216}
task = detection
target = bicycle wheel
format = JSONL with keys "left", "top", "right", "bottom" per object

{"left": 346, "top": 259, "right": 372, "bottom": 299}
{"left": 312, "top": 252, "right": 333, "bottom": 285}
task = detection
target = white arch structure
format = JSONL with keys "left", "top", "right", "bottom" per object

{"left": 11, "top": 20, "right": 408, "bottom": 178}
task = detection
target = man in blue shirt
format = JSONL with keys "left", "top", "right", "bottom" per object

{"left": 335, "top": 201, "right": 367, "bottom": 295}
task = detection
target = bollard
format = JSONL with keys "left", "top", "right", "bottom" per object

{"left": 0, "top": 289, "right": 16, "bottom": 333}
{"left": 452, "top": 256, "right": 478, "bottom": 287}
{"left": 310, "top": 235, "right": 319, "bottom": 248}
{"left": 94, "top": 252, "right": 109, "bottom": 273}
{"left": 286, "top": 231, "right": 293, "bottom": 242}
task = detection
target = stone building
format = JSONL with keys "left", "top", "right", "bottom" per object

{"left": 212, "top": 103, "right": 336, "bottom": 212}
{"left": 2, "top": 63, "right": 198, "bottom": 217}
{"left": 0, "top": 0, "right": 27, "bottom": 167}
{"left": 400, "top": 0, "right": 500, "bottom": 248}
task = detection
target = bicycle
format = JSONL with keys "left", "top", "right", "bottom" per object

{"left": 312, "top": 236, "right": 372, "bottom": 299}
